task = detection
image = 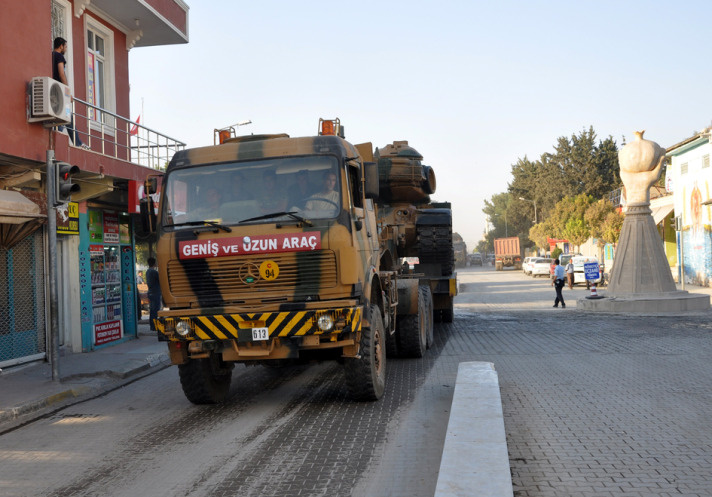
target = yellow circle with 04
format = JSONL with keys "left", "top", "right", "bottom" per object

{"left": 259, "top": 260, "right": 279, "bottom": 281}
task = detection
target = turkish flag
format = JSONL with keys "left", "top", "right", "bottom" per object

{"left": 130, "top": 115, "right": 141, "bottom": 136}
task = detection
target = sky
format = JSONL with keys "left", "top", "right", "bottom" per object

{"left": 129, "top": 0, "right": 712, "bottom": 252}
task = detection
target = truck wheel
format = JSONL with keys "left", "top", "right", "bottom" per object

{"left": 344, "top": 305, "right": 386, "bottom": 401}
{"left": 441, "top": 297, "right": 454, "bottom": 323}
{"left": 178, "top": 353, "right": 234, "bottom": 405}
{"left": 385, "top": 326, "right": 400, "bottom": 358}
{"left": 398, "top": 287, "right": 427, "bottom": 358}
{"left": 422, "top": 286, "right": 434, "bottom": 349}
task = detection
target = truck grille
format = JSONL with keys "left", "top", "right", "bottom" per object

{"left": 167, "top": 251, "right": 337, "bottom": 302}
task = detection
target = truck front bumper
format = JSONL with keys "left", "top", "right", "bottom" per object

{"left": 157, "top": 306, "right": 362, "bottom": 344}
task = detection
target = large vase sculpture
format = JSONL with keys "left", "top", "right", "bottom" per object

{"left": 606, "top": 131, "right": 677, "bottom": 295}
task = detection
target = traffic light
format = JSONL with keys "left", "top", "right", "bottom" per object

{"left": 54, "top": 161, "right": 80, "bottom": 204}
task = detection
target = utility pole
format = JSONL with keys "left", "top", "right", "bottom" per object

{"left": 46, "top": 150, "right": 60, "bottom": 381}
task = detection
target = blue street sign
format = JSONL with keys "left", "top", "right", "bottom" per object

{"left": 584, "top": 262, "right": 600, "bottom": 281}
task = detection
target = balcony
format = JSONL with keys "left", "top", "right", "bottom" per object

{"left": 68, "top": 97, "right": 186, "bottom": 172}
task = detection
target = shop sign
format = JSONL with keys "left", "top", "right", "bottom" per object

{"left": 89, "top": 210, "right": 103, "bottom": 242}
{"left": 94, "top": 320, "right": 122, "bottom": 345}
{"left": 179, "top": 232, "right": 322, "bottom": 260}
{"left": 103, "top": 211, "right": 120, "bottom": 244}
{"left": 56, "top": 202, "right": 79, "bottom": 235}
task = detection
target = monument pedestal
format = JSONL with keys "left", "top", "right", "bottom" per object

{"left": 578, "top": 290, "right": 710, "bottom": 312}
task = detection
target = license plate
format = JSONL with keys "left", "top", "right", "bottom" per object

{"left": 252, "top": 327, "right": 269, "bottom": 341}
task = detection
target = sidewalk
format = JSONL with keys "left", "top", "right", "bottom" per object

{"left": 0, "top": 322, "right": 170, "bottom": 432}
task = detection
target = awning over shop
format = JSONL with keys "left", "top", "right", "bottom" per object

{"left": 0, "top": 190, "right": 46, "bottom": 249}
{"left": 651, "top": 200, "right": 674, "bottom": 226}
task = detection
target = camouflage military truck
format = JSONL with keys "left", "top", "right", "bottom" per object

{"left": 452, "top": 232, "right": 468, "bottom": 268}
{"left": 141, "top": 119, "right": 457, "bottom": 404}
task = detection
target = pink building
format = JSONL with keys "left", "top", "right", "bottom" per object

{"left": 0, "top": 0, "right": 189, "bottom": 365}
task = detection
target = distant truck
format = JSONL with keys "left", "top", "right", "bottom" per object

{"left": 452, "top": 232, "right": 467, "bottom": 268}
{"left": 494, "top": 237, "right": 522, "bottom": 271}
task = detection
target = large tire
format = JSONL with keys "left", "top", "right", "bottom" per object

{"left": 344, "top": 305, "right": 386, "bottom": 401}
{"left": 422, "top": 286, "right": 434, "bottom": 349}
{"left": 178, "top": 353, "right": 234, "bottom": 404}
{"left": 398, "top": 287, "right": 427, "bottom": 358}
{"left": 385, "top": 324, "right": 400, "bottom": 358}
{"left": 417, "top": 225, "right": 454, "bottom": 276}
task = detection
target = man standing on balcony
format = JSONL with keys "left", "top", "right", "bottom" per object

{"left": 52, "top": 37, "right": 87, "bottom": 149}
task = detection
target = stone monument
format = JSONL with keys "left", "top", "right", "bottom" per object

{"left": 578, "top": 131, "right": 709, "bottom": 312}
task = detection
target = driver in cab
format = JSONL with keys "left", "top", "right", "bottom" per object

{"left": 305, "top": 171, "right": 339, "bottom": 213}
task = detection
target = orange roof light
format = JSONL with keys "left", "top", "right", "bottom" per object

{"left": 320, "top": 119, "right": 336, "bottom": 136}
{"left": 218, "top": 129, "right": 232, "bottom": 144}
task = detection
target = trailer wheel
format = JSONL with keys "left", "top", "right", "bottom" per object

{"left": 422, "top": 286, "right": 434, "bottom": 349}
{"left": 385, "top": 325, "right": 400, "bottom": 358}
{"left": 178, "top": 353, "right": 234, "bottom": 405}
{"left": 417, "top": 225, "right": 454, "bottom": 276}
{"left": 344, "top": 305, "right": 386, "bottom": 401}
{"left": 398, "top": 287, "right": 427, "bottom": 358}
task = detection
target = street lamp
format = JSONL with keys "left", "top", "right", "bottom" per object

{"left": 519, "top": 196, "right": 537, "bottom": 224}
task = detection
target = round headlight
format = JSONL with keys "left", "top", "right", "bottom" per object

{"left": 176, "top": 320, "right": 191, "bottom": 337}
{"left": 317, "top": 314, "right": 334, "bottom": 332}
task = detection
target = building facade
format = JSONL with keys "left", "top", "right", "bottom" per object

{"left": 667, "top": 129, "right": 712, "bottom": 286}
{"left": 0, "top": 0, "right": 189, "bottom": 367}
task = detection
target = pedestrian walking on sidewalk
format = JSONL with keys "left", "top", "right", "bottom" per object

{"left": 552, "top": 259, "right": 566, "bottom": 308}
{"left": 146, "top": 257, "right": 162, "bottom": 332}
{"left": 566, "top": 260, "right": 574, "bottom": 290}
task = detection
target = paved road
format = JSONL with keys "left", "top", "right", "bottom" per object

{"left": 2, "top": 266, "right": 712, "bottom": 496}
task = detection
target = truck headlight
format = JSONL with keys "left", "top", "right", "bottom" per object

{"left": 317, "top": 314, "right": 334, "bottom": 332}
{"left": 176, "top": 320, "right": 192, "bottom": 337}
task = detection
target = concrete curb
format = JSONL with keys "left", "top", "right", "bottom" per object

{"left": 0, "top": 352, "right": 170, "bottom": 432}
{"left": 434, "top": 362, "right": 513, "bottom": 497}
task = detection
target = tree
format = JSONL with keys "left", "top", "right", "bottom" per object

{"left": 548, "top": 194, "right": 594, "bottom": 248}
{"left": 529, "top": 221, "right": 551, "bottom": 252}
{"left": 600, "top": 210, "right": 624, "bottom": 245}
{"left": 507, "top": 126, "right": 621, "bottom": 221}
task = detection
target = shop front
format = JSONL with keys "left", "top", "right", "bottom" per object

{"left": 78, "top": 205, "right": 138, "bottom": 350}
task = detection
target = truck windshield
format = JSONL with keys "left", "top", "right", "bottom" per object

{"left": 161, "top": 156, "right": 341, "bottom": 227}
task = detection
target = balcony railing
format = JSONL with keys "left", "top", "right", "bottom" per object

{"left": 69, "top": 98, "right": 186, "bottom": 170}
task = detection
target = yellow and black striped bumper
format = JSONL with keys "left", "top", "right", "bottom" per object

{"left": 157, "top": 307, "right": 362, "bottom": 342}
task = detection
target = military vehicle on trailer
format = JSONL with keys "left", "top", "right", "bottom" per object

{"left": 141, "top": 119, "right": 456, "bottom": 404}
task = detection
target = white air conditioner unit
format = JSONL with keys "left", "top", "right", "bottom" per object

{"left": 28, "top": 76, "right": 72, "bottom": 125}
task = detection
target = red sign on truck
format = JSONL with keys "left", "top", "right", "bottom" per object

{"left": 179, "top": 232, "right": 322, "bottom": 260}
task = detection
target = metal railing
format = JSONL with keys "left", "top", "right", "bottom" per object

{"left": 70, "top": 98, "right": 186, "bottom": 170}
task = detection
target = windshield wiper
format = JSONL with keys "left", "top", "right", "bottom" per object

{"left": 166, "top": 220, "right": 232, "bottom": 233}
{"left": 239, "top": 211, "right": 313, "bottom": 226}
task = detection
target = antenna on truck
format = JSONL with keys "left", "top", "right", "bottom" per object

{"left": 214, "top": 120, "right": 252, "bottom": 144}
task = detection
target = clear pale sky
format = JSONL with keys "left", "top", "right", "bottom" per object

{"left": 129, "top": 0, "right": 712, "bottom": 251}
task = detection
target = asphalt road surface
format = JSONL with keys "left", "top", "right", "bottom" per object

{"left": 2, "top": 266, "right": 712, "bottom": 496}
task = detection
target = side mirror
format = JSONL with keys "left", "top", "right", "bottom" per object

{"left": 364, "top": 162, "right": 379, "bottom": 200}
{"left": 140, "top": 196, "right": 157, "bottom": 233}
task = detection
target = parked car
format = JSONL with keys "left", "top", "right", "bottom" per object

{"left": 522, "top": 257, "right": 534, "bottom": 275}
{"left": 572, "top": 255, "right": 603, "bottom": 287}
{"left": 531, "top": 258, "right": 554, "bottom": 277}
